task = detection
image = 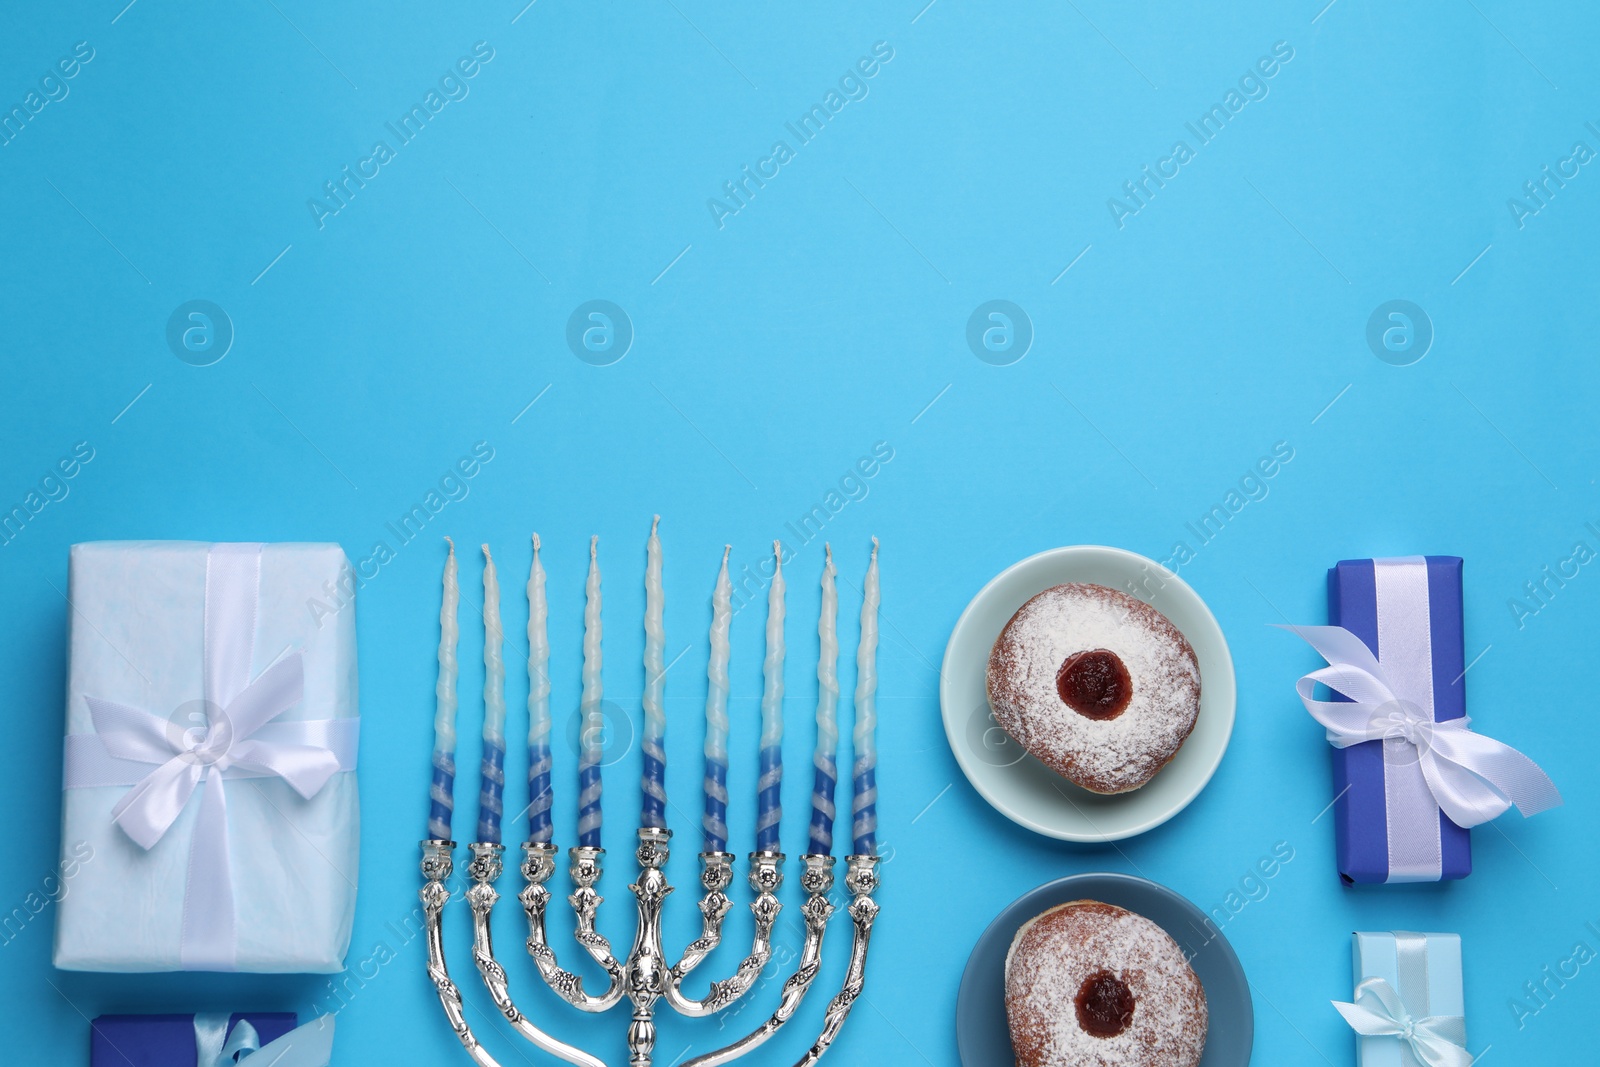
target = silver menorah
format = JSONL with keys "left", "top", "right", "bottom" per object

{"left": 418, "top": 827, "right": 880, "bottom": 1066}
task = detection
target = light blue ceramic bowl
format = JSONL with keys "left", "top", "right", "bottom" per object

{"left": 940, "top": 545, "right": 1237, "bottom": 841}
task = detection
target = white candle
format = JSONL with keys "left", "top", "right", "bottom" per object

{"left": 527, "top": 533, "right": 553, "bottom": 844}
{"left": 481, "top": 545, "right": 507, "bottom": 741}
{"left": 808, "top": 545, "right": 839, "bottom": 856}
{"left": 756, "top": 542, "right": 785, "bottom": 852}
{"left": 852, "top": 538, "right": 879, "bottom": 857}
{"left": 429, "top": 537, "right": 460, "bottom": 840}
{"left": 641, "top": 516, "right": 668, "bottom": 829}
{"left": 478, "top": 544, "right": 506, "bottom": 844}
{"left": 702, "top": 546, "right": 732, "bottom": 853}
{"left": 577, "top": 536, "right": 604, "bottom": 847}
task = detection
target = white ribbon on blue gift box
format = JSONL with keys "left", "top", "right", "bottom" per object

{"left": 61, "top": 544, "right": 359, "bottom": 970}
{"left": 1281, "top": 558, "right": 1560, "bottom": 882}
{"left": 194, "top": 1013, "right": 335, "bottom": 1067}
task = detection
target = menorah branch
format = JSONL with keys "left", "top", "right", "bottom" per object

{"left": 520, "top": 842, "right": 627, "bottom": 1012}
{"left": 419, "top": 840, "right": 504, "bottom": 1067}
{"left": 663, "top": 850, "right": 784, "bottom": 1018}
{"left": 466, "top": 843, "right": 607, "bottom": 1067}
{"left": 668, "top": 851, "right": 736, "bottom": 982}
{"left": 682, "top": 854, "right": 837, "bottom": 1067}
{"left": 794, "top": 854, "right": 880, "bottom": 1067}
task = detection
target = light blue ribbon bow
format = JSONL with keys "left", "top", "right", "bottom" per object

{"left": 194, "top": 1013, "right": 336, "bottom": 1067}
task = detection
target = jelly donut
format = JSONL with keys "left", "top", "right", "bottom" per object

{"left": 1004, "top": 900, "right": 1207, "bottom": 1067}
{"left": 986, "top": 583, "right": 1201, "bottom": 794}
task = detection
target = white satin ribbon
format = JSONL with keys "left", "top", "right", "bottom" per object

{"left": 1281, "top": 624, "right": 1561, "bottom": 829}
{"left": 61, "top": 544, "right": 358, "bottom": 970}
{"left": 1334, "top": 977, "right": 1470, "bottom": 1067}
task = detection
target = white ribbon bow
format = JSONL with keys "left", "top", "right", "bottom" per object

{"left": 1281, "top": 625, "right": 1561, "bottom": 828}
{"left": 85, "top": 653, "right": 338, "bottom": 850}
{"left": 1333, "top": 977, "right": 1471, "bottom": 1067}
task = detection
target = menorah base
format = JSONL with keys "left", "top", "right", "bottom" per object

{"left": 422, "top": 832, "right": 881, "bottom": 1066}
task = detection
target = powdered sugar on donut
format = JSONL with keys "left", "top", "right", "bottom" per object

{"left": 1005, "top": 901, "right": 1207, "bottom": 1067}
{"left": 986, "top": 583, "right": 1201, "bottom": 793}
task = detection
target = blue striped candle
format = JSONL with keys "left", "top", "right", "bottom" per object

{"left": 702, "top": 547, "right": 733, "bottom": 853}
{"left": 807, "top": 546, "right": 839, "bottom": 857}
{"left": 428, "top": 538, "right": 460, "bottom": 841}
{"left": 640, "top": 517, "right": 668, "bottom": 829}
{"left": 851, "top": 539, "right": 879, "bottom": 857}
{"left": 526, "top": 534, "right": 554, "bottom": 844}
{"left": 477, "top": 544, "right": 507, "bottom": 844}
{"left": 577, "top": 537, "right": 604, "bottom": 848}
{"left": 756, "top": 542, "right": 785, "bottom": 853}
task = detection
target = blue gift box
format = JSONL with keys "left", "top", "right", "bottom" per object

{"left": 1327, "top": 556, "right": 1471, "bottom": 884}
{"left": 90, "top": 1013, "right": 297, "bottom": 1067}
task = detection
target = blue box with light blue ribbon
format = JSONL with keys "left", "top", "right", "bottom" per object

{"left": 1327, "top": 556, "right": 1471, "bottom": 885}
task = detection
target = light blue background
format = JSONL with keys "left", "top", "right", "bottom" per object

{"left": 2, "top": 1, "right": 1596, "bottom": 1063}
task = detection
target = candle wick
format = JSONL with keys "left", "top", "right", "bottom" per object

{"left": 651, "top": 514, "right": 660, "bottom": 535}
{"left": 532, "top": 532, "right": 540, "bottom": 552}
{"left": 444, "top": 535, "right": 455, "bottom": 556}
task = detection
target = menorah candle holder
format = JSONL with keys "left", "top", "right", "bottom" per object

{"left": 419, "top": 829, "right": 881, "bottom": 1066}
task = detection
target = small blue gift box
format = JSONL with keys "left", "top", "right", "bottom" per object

{"left": 1327, "top": 556, "right": 1471, "bottom": 884}
{"left": 90, "top": 1013, "right": 297, "bottom": 1067}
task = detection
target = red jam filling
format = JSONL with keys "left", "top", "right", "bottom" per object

{"left": 1056, "top": 649, "right": 1132, "bottom": 721}
{"left": 1075, "top": 969, "right": 1136, "bottom": 1038}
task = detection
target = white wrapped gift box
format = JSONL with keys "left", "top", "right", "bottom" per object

{"left": 54, "top": 542, "right": 359, "bottom": 972}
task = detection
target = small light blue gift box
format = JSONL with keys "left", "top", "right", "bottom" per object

{"left": 1340, "top": 932, "right": 1467, "bottom": 1067}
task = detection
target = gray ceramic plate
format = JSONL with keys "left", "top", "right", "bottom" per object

{"left": 940, "top": 545, "right": 1236, "bottom": 841}
{"left": 956, "top": 872, "right": 1253, "bottom": 1067}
